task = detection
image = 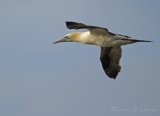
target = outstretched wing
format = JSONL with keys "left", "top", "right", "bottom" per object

{"left": 66, "top": 21, "right": 113, "bottom": 35}
{"left": 100, "top": 46, "right": 122, "bottom": 79}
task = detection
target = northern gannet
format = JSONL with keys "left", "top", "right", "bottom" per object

{"left": 53, "top": 21, "right": 152, "bottom": 79}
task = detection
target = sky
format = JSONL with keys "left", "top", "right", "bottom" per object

{"left": 0, "top": 0, "right": 160, "bottom": 116}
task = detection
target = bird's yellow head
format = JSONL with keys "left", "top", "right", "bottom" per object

{"left": 53, "top": 32, "right": 81, "bottom": 44}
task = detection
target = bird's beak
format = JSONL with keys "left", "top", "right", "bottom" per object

{"left": 53, "top": 37, "right": 72, "bottom": 44}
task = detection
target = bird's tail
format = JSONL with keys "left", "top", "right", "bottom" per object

{"left": 130, "top": 39, "right": 152, "bottom": 42}
{"left": 117, "top": 38, "right": 153, "bottom": 46}
{"left": 121, "top": 38, "right": 153, "bottom": 42}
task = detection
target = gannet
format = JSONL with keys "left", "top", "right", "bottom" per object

{"left": 53, "top": 21, "right": 152, "bottom": 79}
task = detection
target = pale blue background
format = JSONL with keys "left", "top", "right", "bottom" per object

{"left": 0, "top": 0, "right": 160, "bottom": 116}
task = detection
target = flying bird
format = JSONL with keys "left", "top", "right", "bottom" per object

{"left": 53, "top": 21, "right": 152, "bottom": 79}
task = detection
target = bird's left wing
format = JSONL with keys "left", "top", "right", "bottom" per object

{"left": 66, "top": 21, "right": 113, "bottom": 35}
{"left": 100, "top": 46, "right": 122, "bottom": 79}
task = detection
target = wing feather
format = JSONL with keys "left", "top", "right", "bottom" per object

{"left": 66, "top": 21, "right": 113, "bottom": 35}
{"left": 100, "top": 46, "right": 122, "bottom": 79}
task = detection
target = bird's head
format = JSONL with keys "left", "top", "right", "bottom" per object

{"left": 53, "top": 32, "right": 81, "bottom": 44}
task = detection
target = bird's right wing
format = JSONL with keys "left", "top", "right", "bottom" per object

{"left": 66, "top": 21, "right": 113, "bottom": 35}
{"left": 100, "top": 46, "right": 122, "bottom": 79}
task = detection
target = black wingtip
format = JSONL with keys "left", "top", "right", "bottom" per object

{"left": 106, "top": 69, "right": 120, "bottom": 79}
{"left": 65, "top": 21, "right": 78, "bottom": 25}
{"left": 65, "top": 21, "right": 87, "bottom": 29}
{"left": 65, "top": 21, "right": 73, "bottom": 25}
{"left": 65, "top": 21, "right": 77, "bottom": 29}
{"left": 109, "top": 76, "right": 117, "bottom": 79}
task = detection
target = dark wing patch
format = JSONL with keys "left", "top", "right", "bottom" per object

{"left": 65, "top": 21, "right": 113, "bottom": 35}
{"left": 100, "top": 46, "right": 122, "bottom": 79}
{"left": 66, "top": 21, "right": 98, "bottom": 29}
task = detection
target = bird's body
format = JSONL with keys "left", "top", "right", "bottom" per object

{"left": 53, "top": 21, "right": 152, "bottom": 79}
{"left": 66, "top": 31, "right": 148, "bottom": 47}
{"left": 67, "top": 31, "right": 113, "bottom": 46}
